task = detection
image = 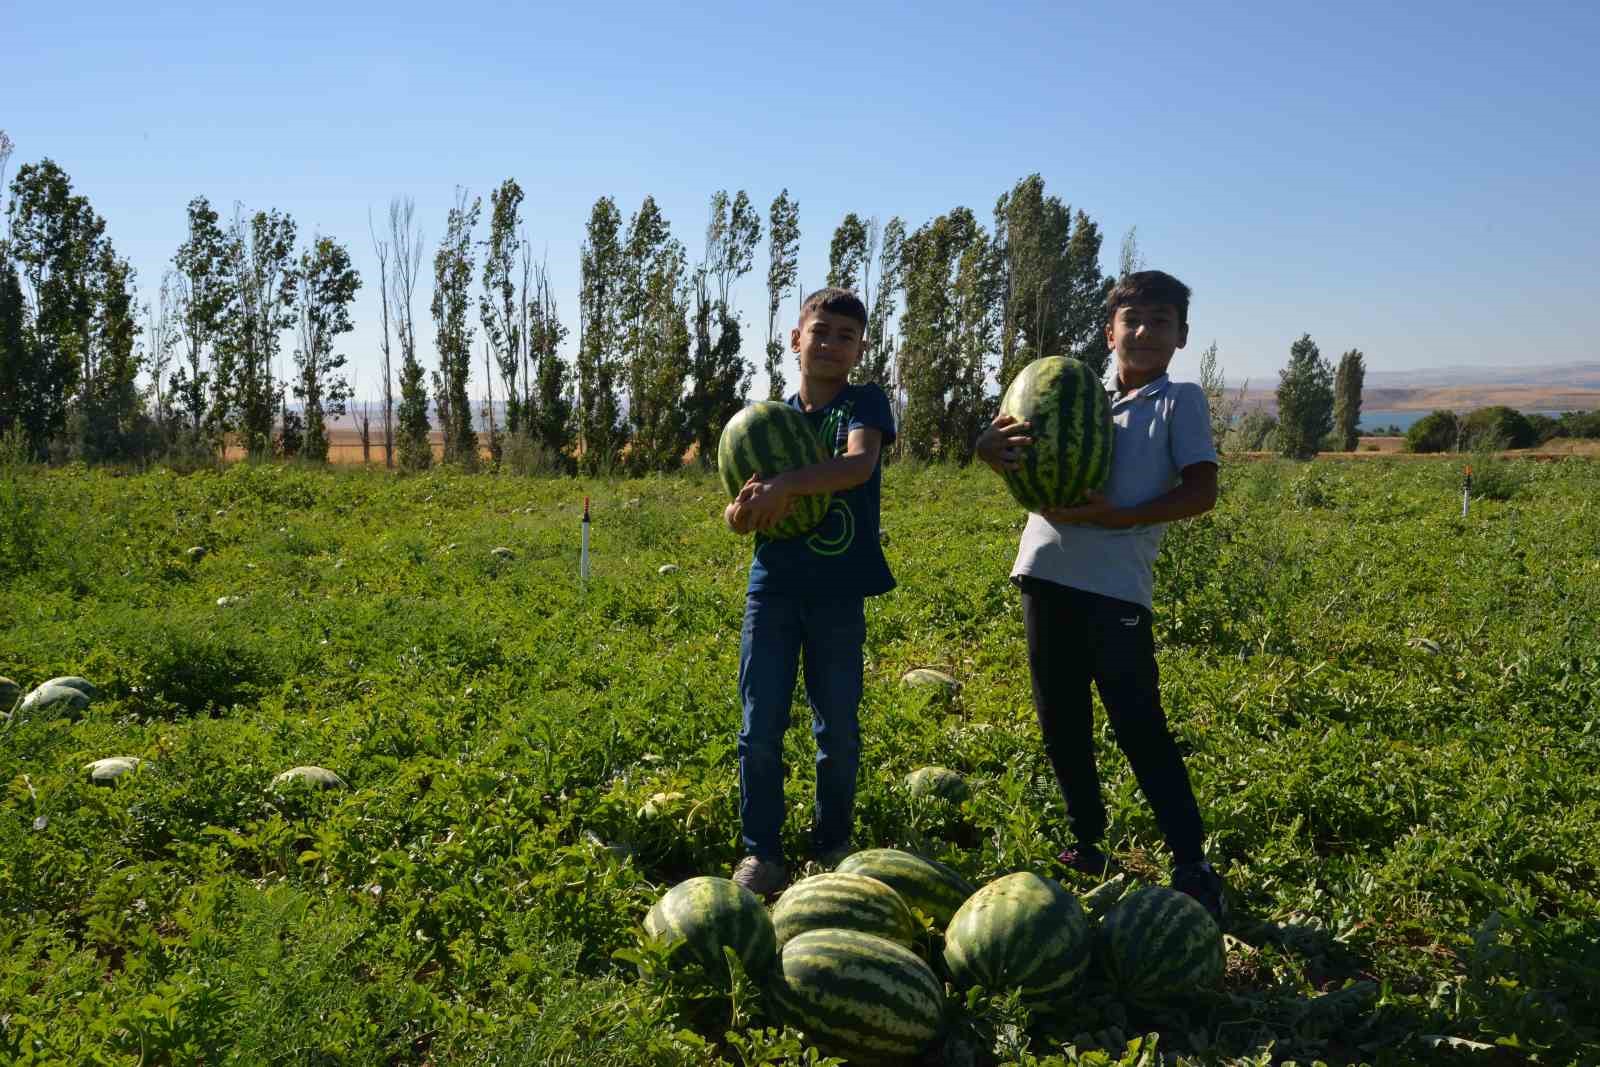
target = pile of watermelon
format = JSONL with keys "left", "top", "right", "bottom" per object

{"left": 641, "top": 845, "right": 1225, "bottom": 1063}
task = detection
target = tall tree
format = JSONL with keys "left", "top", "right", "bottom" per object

{"left": 1118, "top": 225, "right": 1144, "bottom": 277}
{"left": 6, "top": 159, "right": 106, "bottom": 457}
{"left": 480, "top": 179, "right": 525, "bottom": 443}
{"left": 77, "top": 241, "right": 142, "bottom": 461}
{"left": 170, "top": 196, "right": 232, "bottom": 452}
{"left": 431, "top": 188, "right": 480, "bottom": 466}
{"left": 142, "top": 271, "right": 181, "bottom": 441}
{"left": 856, "top": 216, "right": 904, "bottom": 387}
{"left": 225, "top": 206, "right": 297, "bottom": 458}
{"left": 1196, "top": 341, "right": 1237, "bottom": 453}
{"left": 826, "top": 213, "right": 870, "bottom": 291}
{"left": 993, "top": 174, "right": 1069, "bottom": 393}
{"left": 764, "top": 189, "right": 799, "bottom": 400}
{"left": 1060, "top": 210, "right": 1113, "bottom": 377}
{"left": 687, "top": 190, "right": 760, "bottom": 467}
{"left": 292, "top": 235, "right": 361, "bottom": 462}
{"left": 527, "top": 258, "right": 571, "bottom": 468}
{"left": 1276, "top": 333, "right": 1334, "bottom": 459}
{"left": 897, "top": 208, "right": 994, "bottom": 460}
{"left": 368, "top": 209, "right": 395, "bottom": 467}
{"left": 388, "top": 197, "right": 430, "bottom": 471}
{"left": 1333, "top": 348, "right": 1366, "bottom": 452}
{"left": 622, "top": 196, "right": 690, "bottom": 473}
{"left": 577, "top": 196, "right": 625, "bottom": 473}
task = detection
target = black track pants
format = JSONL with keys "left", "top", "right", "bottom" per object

{"left": 1018, "top": 576, "right": 1205, "bottom": 865}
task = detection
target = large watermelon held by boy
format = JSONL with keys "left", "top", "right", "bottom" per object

{"left": 1097, "top": 885, "right": 1224, "bottom": 1003}
{"left": 997, "top": 355, "right": 1114, "bottom": 511}
{"left": 716, "top": 401, "right": 832, "bottom": 540}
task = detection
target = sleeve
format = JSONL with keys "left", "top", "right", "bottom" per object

{"left": 1169, "top": 383, "right": 1219, "bottom": 469}
{"left": 849, "top": 384, "right": 897, "bottom": 447}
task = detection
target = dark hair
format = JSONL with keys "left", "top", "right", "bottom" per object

{"left": 799, "top": 287, "right": 868, "bottom": 328}
{"left": 1106, "top": 270, "right": 1191, "bottom": 325}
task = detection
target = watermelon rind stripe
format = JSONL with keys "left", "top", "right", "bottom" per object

{"left": 771, "top": 929, "right": 944, "bottom": 1059}
{"left": 996, "top": 356, "right": 1114, "bottom": 512}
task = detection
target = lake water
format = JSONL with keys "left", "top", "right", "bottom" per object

{"left": 1358, "top": 409, "right": 1570, "bottom": 432}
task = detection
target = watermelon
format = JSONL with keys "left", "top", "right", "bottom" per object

{"left": 643, "top": 875, "right": 776, "bottom": 983}
{"left": 836, "top": 849, "right": 976, "bottom": 929}
{"left": 85, "top": 757, "right": 147, "bottom": 786}
{"left": 1098, "top": 886, "right": 1224, "bottom": 1002}
{"left": 900, "top": 667, "right": 958, "bottom": 691}
{"left": 271, "top": 766, "right": 346, "bottom": 790}
{"left": 0, "top": 677, "right": 19, "bottom": 708}
{"left": 771, "top": 872, "right": 919, "bottom": 949}
{"left": 997, "top": 356, "right": 1113, "bottom": 511}
{"left": 767, "top": 928, "right": 945, "bottom": 1062}
{"left": 41, "top": 676, "right": 98, "bottom": 699}
{"left": 20, "top": 683, "right": 91, "bottom": 717}
{"left": 905, "top": 766, "right": 969, "bottom": 804}
{"left": 943, "top": 871, "right": 1091, "bottom": 1009}
{"left": 716, "top": 401, "right": 832, "bottom": 540}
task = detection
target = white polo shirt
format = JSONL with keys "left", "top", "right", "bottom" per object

{"left": 1010, "top": 372, "right": 1218, "bottom": 610}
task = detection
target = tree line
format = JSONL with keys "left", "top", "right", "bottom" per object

{"left": 3, "top": 130, "right": 1146, "bottom": 472}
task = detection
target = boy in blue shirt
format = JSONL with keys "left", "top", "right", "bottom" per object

{"left": 977, "top": 270, "right": 1228, "bottom": 922}
{"left": 723, "top": 287, "right": 896, "bottom": 897}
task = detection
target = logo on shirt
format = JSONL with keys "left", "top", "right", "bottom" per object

{"left": 806, "top": 499, "right": 855, "bottom": 557}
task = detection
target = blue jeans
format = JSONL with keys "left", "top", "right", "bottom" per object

{"left": 737, "top": 591, "right": 866, "bottom": 862}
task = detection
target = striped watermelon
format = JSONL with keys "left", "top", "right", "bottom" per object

{"left": 905, "top": 766, "right": 969, "bottom": 804}
{"left": 1098, "top": 886, "right": 1223, "bottom": 1002}
{"left": 767, "top": 928, "right": 945, "bottom": 1062}
{"left": 643, "top": 876, "right": 777, "bottom": 984}
{"left": 716, "top": 401, "right": 832, "bottom": 540}
{"left": 771, "top": 872, "right": 919, "bottom": 950}
{"left": 998, "top": 356, "right": 1113, "bottom": 511}
{"left": 835, "top": 849, "right": 976, "bottom": 929}
{"left": 943, "top": 871, "right": 1091, "bottom": 1009}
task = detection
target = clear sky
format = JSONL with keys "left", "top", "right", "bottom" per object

{"left": 5, "top": 0, "right": 1597, "bottom": 400}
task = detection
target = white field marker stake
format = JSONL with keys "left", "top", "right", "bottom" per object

{"left": 1462, "top": 465, "right": 1472, "bottom": 518}
{"left": 580, "top": 496, "right": 591, "bottom": 583}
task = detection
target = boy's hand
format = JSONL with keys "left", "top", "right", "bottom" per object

{"left": 725, "top": 475, "right": 761, "bottom": 534}
{"left": 976, "top": 414, "right": 1032, "bottom": 472}
{"left": 1040, "top": 492, "right": 1135, "bottom": 528}
{"left": 739, "top": 474, "right": 795, "bottom": 533}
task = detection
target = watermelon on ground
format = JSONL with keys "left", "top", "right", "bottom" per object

{"left": 271, "top": 766, "right": 346, "bottom": 790}
{"left": 770, "top": 872, "right": 919, "bottom": 949}
{"left": 998, "top": 355, "right": 1114, "bottom": 511}
{"left": 715, "top": 401, "right": 832, "bottom": 540}
{"left": 20, "top": 683, "right": 91, "bottom": 717}
{"left": 41, "top": 676, "right": 98, "bottom": 699}
{"left": 0, "top": 677, "right": 19, "bottom": 708}
{"left": 905, "top": 766, "right": 969, "bottom": 804}
{"left": 643, "top": 875, "right": 776, "bottom": 984}
{"left": 1098, "top": 885, "right": 1224, "bottom": 1002}
{"left": 84, "top": 757, "right": 147, "bottom": 785}
{"left": 943, "top": 871, "right": 1092, "bottom": 1010}
{"left": 767, "top": 928, "right": 945, "bottom": 1063}
{"left": 835, "top": 848, "right": 976, "bottom": 929}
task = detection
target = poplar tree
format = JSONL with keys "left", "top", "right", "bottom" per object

{"left": 225, "top": 206, "right": 297, "bottom": 458}
{"left": 856, "top": 216, "right": 904, "bottom": 388}
{"left": 687, "top": 190, "right": 759, "bottom": 467}
{"left": 170, "top": 196, "right": 232, "bottom": 453}
{"left": 764, "top": 190, "right": 799, "bottom": 400}
{"left": 431, "top": 188, "right": 480, "bottom": 466}
{"left": 622, "top": 196, "right": 690, "bottom": 472}
{"left": 577, "top": 196, "right": 625, "bottom": 473}
{"left": 481, "top": 179, "right": 524, "bottom": 446}
{"left": 388, "top": 197, "right": 431, "bottom": 471}
{"left": 827, "top": 213, "right": 869, "bottom": 291}
{"left": 292, "top": 235, "right": 361, "bottom": 462}
{"left": 527, "top": 259, "right": 572, "bottom": 468}
{"left": 1333, "top": 348, "right": 1365, "bottom": 452}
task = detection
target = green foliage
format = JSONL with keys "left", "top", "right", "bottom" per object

{"left": 764, "top": 190, "right": 801, "bottom": 401}
{"left": 1333, "top": 348, "right": 1365, "bottom": 452}
{"left": 1462, "top": 404, "right": 1536, "bottom": 450}
{"left": 1275, "top": 334, "right": 1334, "bottom": 459}
{"left": 855, "top": 216, "right": 904, "bottom": 390}
{"left": 3, "top": 423, "right": 1599, "bottom": 1065}
{"left": 578, "top": 196, "right": 627, "bottom": 474}
{"left": 686, "top": 190, "right": 760, "bottom": 470}
{"left": 1406, "top": 408, "right": 1461, "bottom": 453}
{"left": 480, "top": 178, "right": 526, "bottom": 441}
{"left": 432, "top": 188, "right": 482, "bottom": 468}
{"left": 293, "top": 234, "right": 361, "bottom": 463}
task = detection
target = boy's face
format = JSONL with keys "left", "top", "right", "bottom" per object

{"left": 1105, "top": 301, "right": 1188, "bottom": 382}
{"left": 792, "top": 308, "right": 865, "bottom": 383}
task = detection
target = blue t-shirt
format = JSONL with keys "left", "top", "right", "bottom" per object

{"left": 747, "top": 382, "right": 897, "bottom": 598}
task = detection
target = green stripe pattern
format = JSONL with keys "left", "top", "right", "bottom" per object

{"left": 1098, "top": 886, "right": 1224, "bottom": 1002}
{"left": 716, "top": 401, "right": 832, "bottom": 540}
{"left": 943, "top": 871, "right": 1091, "bottom": 1009}
{"left": 835, "top": 849, "right": 977, "bottom": 930}
{"left": 643, "top": 876, "right": 777, "bottom": 984}
{"left": 904, "top": 766, "right": 970, "bottom": 803}
{"left": 998, "top": 356, "right": 1114, "bottom": 511}
{"left": 767, "top": 928, "right": 945, "bottom": 1062}
{"left": 771, "top": 872, "right": 919, "bottom": 949}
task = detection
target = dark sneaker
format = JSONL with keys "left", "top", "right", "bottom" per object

{"left": 1171, "top": 860, "right": 1228, "bottom": 925}
{"left": 1057, "top": 844, "right": 1120, "bottom": 878}
{"left": 731, "top": 856, "right": 787, "bottom": 899}
{"left": 814, "top": 841, "right": 855, "bottom": 868}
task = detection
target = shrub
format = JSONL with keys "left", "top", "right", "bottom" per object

{"left": 1463, "top": 406, "right": 1536, "bottom": 450}
{"left": 1405, "top": 410, "right": 1461, "bottom": 453}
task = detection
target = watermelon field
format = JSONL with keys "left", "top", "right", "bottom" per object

{"left": 3, "top": 455, "right": 1599, "bottom": 1065}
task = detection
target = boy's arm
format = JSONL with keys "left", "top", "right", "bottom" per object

{"left": 739, "top": 427, "right": 884, "bottom": 532}
{"left": 1041, "top": 462, "right": 1217, "bottom": 528}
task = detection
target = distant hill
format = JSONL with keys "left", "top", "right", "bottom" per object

{"left": 1234, "top": 361, "right": 1600, "bottom": 414}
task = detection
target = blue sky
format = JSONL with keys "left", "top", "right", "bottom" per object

{"left": 5, "top": 0, "right": 1597, "bottom": 400}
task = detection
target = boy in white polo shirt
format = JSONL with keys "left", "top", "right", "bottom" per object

{"left": 976, "top": 270, "right": 1226, "bottom": 922}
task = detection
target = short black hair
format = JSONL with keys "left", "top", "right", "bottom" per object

{"left": 799, "top": 287, "right": 868, "bottom": 328}
{"left": 1106, "top": 270, "right": 1191, "bottom": 325}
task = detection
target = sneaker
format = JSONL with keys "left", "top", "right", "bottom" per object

{"left": 1171, "top": 860, "right": 1228, "bottom": 925}
{"left": 731, "top": 856, "right": 788, "bottom": 899}
{"left": 814, "top": 841, "right": 855, "bottom": 868}
{"left": 1057, "top": 844, "right": 1119, "bottom": 878}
